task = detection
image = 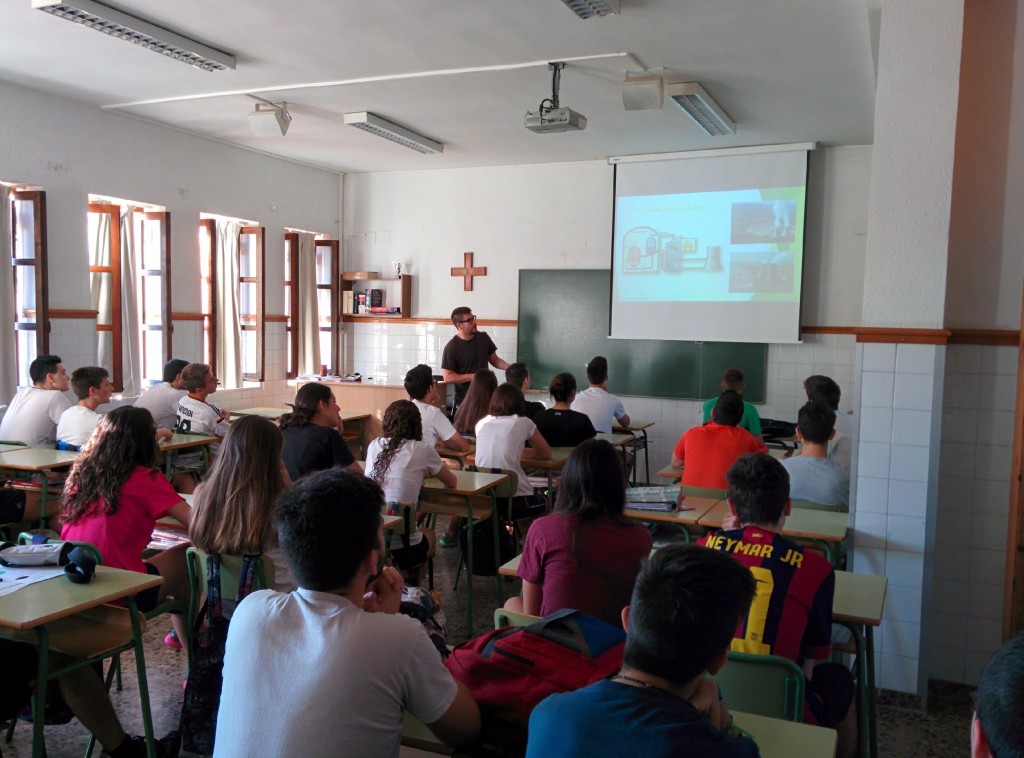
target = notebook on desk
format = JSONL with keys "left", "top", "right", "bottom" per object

{"left": 625, "top": 486, "right": 682, "bottom": 512}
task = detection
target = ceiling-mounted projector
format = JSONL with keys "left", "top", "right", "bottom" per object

{"left": 524, "top": 107, "right": 587, "bottom": 133}
{"left": 524, "top": 62, "right": 587, "bottom": 134}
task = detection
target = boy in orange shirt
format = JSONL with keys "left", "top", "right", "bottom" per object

{"left": 671, "top": 391, "right": 764, "bottom": 489}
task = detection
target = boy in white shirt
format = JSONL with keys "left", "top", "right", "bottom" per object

{"left": 56, "top": 366, "right": 113, "bottom": 449}
{"left": 404, "top": 364, "right": 469, "bottom": 451}
{"left": 570, "top": 356, "right": 631, "bottom": 434}
{"left": 0, "top": 354, "right": 71, "bottom": 448}
{"left": 135, "top": 358, "right": 189, "bottom": 429}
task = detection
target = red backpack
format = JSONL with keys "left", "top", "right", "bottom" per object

{"left": 445, "top": 609, "right": 625, "bottom": 725}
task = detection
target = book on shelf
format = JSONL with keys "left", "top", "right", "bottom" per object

{"left": 342, "top": 290, "right": 354, "bottom": 314}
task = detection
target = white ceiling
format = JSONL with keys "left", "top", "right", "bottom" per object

{"left": 0, "top": 0, "right": 879, "bottom": 174}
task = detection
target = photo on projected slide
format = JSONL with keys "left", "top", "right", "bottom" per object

{"left": 730, "top": 200, "right": 797, "bottom": 244}
{"left": 728, "top": 250, "right": 795, "bottom": 294}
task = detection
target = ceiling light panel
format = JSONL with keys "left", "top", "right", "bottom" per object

{"left": 32, "top": 0, "right": 235, "bottom": 71}
{"left": 666, "top": 82, "right": 736, "bottom": 136}
{"left": 343, "top": 112, "right": 443, "bottom": 155}
{"left": 560, "top": 0, "right": 620, "bottom": 19}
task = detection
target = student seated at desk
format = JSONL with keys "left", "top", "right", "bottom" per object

{"left": 1, "top": 639, "right": 179, "bottom": 758}
{"left": 505, "top": 439, "right": 651, "bottom": 626}
{"left": 526, "top": 544, "right": 758, "bottom": 758}
{"left": 404, "top": 364, "right": 469, "bottom": 451}
{"left": 190, "top": 415, "right": 295, "bottom": 594}
{"left": 972, "top": 632, "right": 1024, "bottom": 758}
{"left": 701, "top": 368, "right": 763, "bottom": 443}
{"left": 571, "top": 355, "right": 630, "bottom": 434}
{"left": 533, "top": 372, "right": 597, "bottom": 448}
{"left": 56, "top": 365, "right": 113, "bottom": 449}
{"left": 804, "top": 374, "right": 853, "bottom": 471}
{"left": 0, "top": 354, "right": 71, "bottom": 448}
{"left": 699, "top": 453, "right": 856, "bottom": 758}
{"left": 214, "top": 469, "right": 480, "bottom": 756}
{"left": 672, "top": 391, "right": 764, "bottom": 490}
{"left": 452, "top": 369, "right": 497, "bottom": 441}
{"left": 366, "top": 400, "right": 456, "bottom": 585}
{"left": 278, "top": 382, "right": 362, "bottom": 481}
{"left": 60, "top": 406, "right": 193, "bottom": 647}
{"left": 505, "top": 361, "right": 546, "bottom": 420}
{"left": 134, "top": 358, "right": 189, "bottom": 430}
{"left": 475, "top": 383, "right": 551, "bottom": 522}
{"left": 782, "top": 402, "right": 849, "bottom": 509}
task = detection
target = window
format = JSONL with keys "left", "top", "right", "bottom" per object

{"left": 199, "top": 216, "right": 264, "bottom": 388}
{"left": 285, "top": 232, "right": 338, "bottom": 377}
{"left": 9, "top": 190, "right": 49, "bottom": 386}
{"left": 87, "top": 200, "right": 170, "bottom": 392}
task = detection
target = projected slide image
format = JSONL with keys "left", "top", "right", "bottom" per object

{"left": 728, "top": 251, "right": 795, "bottom": 294}
{"left": 621, "top": 227, "right": 706, "bottom": 276}
{"left": 730, "top": 200, "right": 797, "bottom": 244}
{"left": 622, "top": 227, "right": 661, "bottom": 274}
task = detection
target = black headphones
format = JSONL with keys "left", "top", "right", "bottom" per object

{"left": 64, "top": 546, "right": 97, "bottom": 584}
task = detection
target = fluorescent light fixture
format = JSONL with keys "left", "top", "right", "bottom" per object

{"left": 560, "top": 0, "right": 619, "bottom": 19}
{"left": 622, "top": 68, "right": 664, "bottom": 110}
{"left": 32, "top": 0, "right": 235, "bottom": 72}
{"left": 249, "top": 102, "right": 291, "bottom": 137}
{"left": 666, "top": 82, "right": 735, "bottom": 135}
{"left": 343, "top": 112, "right": 443, "bottom": 155}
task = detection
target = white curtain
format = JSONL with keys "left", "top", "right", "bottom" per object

{"left": 0, "top": 186, "right": 17, "bottom": 403}
{"left": 214, "top": 219, "right": 243, "bottom": 388}
{"left": 295, "top": 231, "right": 321, "bottom": 376}
{"left": 89, "top": 210, "right": 113, "bottom": 371}
{"left": 119, "top": 208, "right": 141, "bottom": 396}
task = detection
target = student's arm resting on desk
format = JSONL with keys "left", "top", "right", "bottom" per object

{"left": 616, "top": 411, "right": 632, "bottom": 428}
{"left": 443, "top": 431, "right": 471, "bottom": 452}
{"left": 434, "top": 464, "right": 457, "bottom": 488}
{"left": 524, "top": 428, "right": 551, "bottom": 460}
{"left": 166, "top": 499, "right": 192, "bottom": 527}
{"left": 427, "top": 680, "right": 481, "bottom": 747}
{"left": 670, "top": 432, "right": 686, "bottom": 469}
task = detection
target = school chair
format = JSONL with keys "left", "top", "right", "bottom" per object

{"left": 55, "top": 441, "right": 80, "bottom": 452}
{"left": 494, "top": 608, "right": 540, "bottom": 629}
{"left": 712, "top": 651, "right": 806, "bottom": 723}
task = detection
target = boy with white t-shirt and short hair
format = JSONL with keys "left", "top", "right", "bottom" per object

{"left": 134, "top": 358, "right": 189, "bottom": 429}
{"left": 404, "top": 364, "right": 469, "bottom": 451}
{"left": 56, "top": 365, "right": 113, "bottom": 449}
{"left": 570, "top": 356, "right": 631, "bottom": 434}
{"left": 0, "top": 353, "right": 72, "bottom": 447}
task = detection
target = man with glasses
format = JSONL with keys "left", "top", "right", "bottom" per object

{"left": 441, "top": 306, "right": 509, "bottom": 410}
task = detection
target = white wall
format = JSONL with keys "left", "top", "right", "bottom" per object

{"left": 0, "top": 80, "right": 340, "bottom": 317}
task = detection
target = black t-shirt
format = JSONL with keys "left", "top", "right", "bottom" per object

{"left": 441, "top": 331, "right": 497, "bottom": 404}
{"left": 280, "top": 424, "right": 355, "bottom": 481}
{"left": 534, "top": 408, "right": 597, "bottom": 447}
{"left": 524, "top": 400, "right": 546, "bottom": 421}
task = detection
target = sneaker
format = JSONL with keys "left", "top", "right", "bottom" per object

{"left": 438, "top": 533, "right": 458, "bottom": 548}
{"left": 163, "top": 628, "right": 182, "bottom": 650}
{"left": 106, "top": 730, "right": 180, "bottom": 758}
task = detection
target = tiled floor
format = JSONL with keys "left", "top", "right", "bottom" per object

{"left": 3, "top": 522, "right": 973, "bottom": 757}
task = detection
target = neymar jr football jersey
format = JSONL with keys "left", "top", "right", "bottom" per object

{"left": 699, "top": 525, "right": 834, "bottom": 664}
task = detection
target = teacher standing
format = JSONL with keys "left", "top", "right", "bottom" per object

{"left": 441, "top": 307, "right": 509, "bottom": 410}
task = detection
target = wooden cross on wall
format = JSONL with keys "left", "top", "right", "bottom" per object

{"left": 451, "top": 251, "right": 487, "bottom": 291}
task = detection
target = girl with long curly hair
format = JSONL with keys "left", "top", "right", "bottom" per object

{"left": 189, "top": 415, "right": 295, "bottom": 593}
{"left": 61, "top": 405, "right": 192, "bottom": 642}
{"left": 504, "top": 438, "right": 652, "bottom": 625}
{"left": 366, "top": 400, "right": 455, "bottom": 583}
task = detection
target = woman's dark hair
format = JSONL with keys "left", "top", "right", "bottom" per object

{"left": 62, "top": 406, "right": 159, "bottom": 523}
{"left": 488, "top": 383, "right": 525, "bottom": 417}
{"left": 453, "top": 370, "right": 497, "bottom": 434}
{"left": 280, "top": 383, "right": 333, "bottom": 428}
{"left": 370, "top": 400, "right": 422, "bottom": 487}
{"left": 549, "top": 372, "right": 577, "bottom": 403}
{"left": 554, "top": 439, "right": 629, "bottom": 566}
{"left": 190, "top": 416, "right": 286, "bottom": 555}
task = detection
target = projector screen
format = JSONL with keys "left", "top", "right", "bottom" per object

{"left": 610, "top": 147, "right": 809, "bottom": 343}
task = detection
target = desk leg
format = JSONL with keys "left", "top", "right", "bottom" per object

{"left": 31, "top": 625, "right": 50, "bottom": 758}
{"left": 126, "top": 596, "right": 157, "bottom": 758}
{"left": 489, "top": 487, "right": 503, "bottom": 606}
{"left": 464, "top": 497, "right": 474, "bottom": 638}
{"left": 866, "top": 626, "right": 877, "bottom": 758}
{"left": 840, "top": 620, "right": 871, "bottom": 758}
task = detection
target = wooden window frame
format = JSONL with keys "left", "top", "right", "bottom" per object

{"left": 239, "top": 225, "right": 265, "bottom": 382}
{"left": 87, "top": 202, "right": 123, "bottom": 389}
{"left": 137, "top": 210, "right": 173, "bottom": 380}
{"left": 285, "top": 231, "right": 299, "bottom": 379}
{"left": 10, "top": 190, "right": 49, "bottom": 380}
{"left": 316, "top": 239, "right": 340, "bottom": 373}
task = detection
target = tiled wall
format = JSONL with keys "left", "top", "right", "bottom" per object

{"left": 851, "top": 342, "right": 945, "bottom": 693}
{"left": 931, "top": 344, "right": 1019, "bottom": 685}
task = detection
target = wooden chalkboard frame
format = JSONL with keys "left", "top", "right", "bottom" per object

{"left": 517, "top": 269, "right": 767, "bottom": 402}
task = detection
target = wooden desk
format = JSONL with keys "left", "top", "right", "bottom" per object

{"left": 158, "top": 433, "right": 218, "bottom": 478}
{"left": 0, "top": 447, "right": 79, "bottom": 529}
{"left": 230, "top": 406, "right": 289, "bottom": 420}
{"left": 339, "top": 411, "right": 372, "bottom": 458}
{"left": 0, "top": 567, "right": 162, "bottom": 758}
{"left": 833, "top": 572, "right": 887, "bottom": 758}
{"left": 435, "top": 444, "right": 474, "bottom": 469}
{"left": 419, "top": 469, "right": 509, "bottom": 637}
{"left": 614, "top": 419, "right": 655, "bottom": 485}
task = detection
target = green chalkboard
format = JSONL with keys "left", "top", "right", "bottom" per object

{"left": 517, "top": 269, "right": 767, "bottom": 402}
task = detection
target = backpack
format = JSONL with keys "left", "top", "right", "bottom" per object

{"left": 444, "top": 609, "right": 625, "bottom": 725}
{"left": 399, "top": 586, "right": 449, "bottom": 659}
{"left": 458, "top": 515, "right": 516, "bottom": 576}
{"left": 180, "top": 553, "right": 260, "bottom": 756}
{"left": 761, "top": 418, "right": 798, "bottom": 442}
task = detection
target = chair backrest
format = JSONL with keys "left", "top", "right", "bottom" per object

{"left": 494, "top": 608, "right": 541, "bottom": 629}
{"left": 712, "top": 651, "right": 806, "bottom": 722}
{"left": 185, "top": 546, "right": 273, "bottom": 669}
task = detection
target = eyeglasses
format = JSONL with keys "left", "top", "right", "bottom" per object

{"left": 458, "top": 315, "right": 477, "bottom": 324}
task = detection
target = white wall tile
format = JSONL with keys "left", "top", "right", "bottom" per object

{"left": 889, "top": 444, "right": 930, "bottom": 482}
{"left": 851, "top": 546, "right": 886, "bottom": 575}
{"left": 861, "top": 372, "right": 895, "bottom": 408}
{"left": 940, "top": 408, "right": 977, "bottom": 443}
{"left": 981, "top": 345, "right": 1019, "bottom": 376}
{"left": 942, "top": 372, "right": 981, "bottom": 409}
{"left": 879, "top": 653, "right": 918, "bottom": 693}
{"left": 881, "top": 618, "right": 921, "bottom": 659}
{"left": 932, "top": 541, "right": 971, "bottom": 580}
{"left": 890, "top": 409, "right": 932, "bottom": 446}
{"left": 853, "top": 512, "right": 888, "bottom": 549}
{"left": 965, "top": 582, "right": 1005, "bottom": 622}
{"left": 969, "top": 548, "right": 1006, "bottom": 584}
{"left": 885, "top": 585, "right": 923, "bottom": 623}
{"left": 975, "top": 410, "right": 1015, "bottom": 446}
{"left": 886, "top": 515, "right": 926, "bottom": 554}
{"left": 946, "top": 345, "right": 982, "bottom": 374}
{"left": 885, "top": 549, "right": 925, "bottom": 588}
{"left": 932, "top": 579, "right": 971, "bottom": 612}
{"left": 974, "top": 444, "right": 1013, "bottom": 481}
{"left": 859, "top": 406, "right": 893, "bottom": 443}
{"left": 888, "top": 479, "right": 927, "bottom": 518}
{"left": 862, "top": 343, "right": 897, "bottom": 372}
{"left": 966, "top": 618, "right": 1003, "bottom": 657}
{"left": 858, "top": 442, "right": 892, "bottom": 478}
{"left": 855, "top": 477, "right": 890, "bottom": 513}
{"left": 893, "top": 373, "right": 934, "bottom": 411}
{"left": 929, "top": 644, "right": 966, "bottom": 683}
{"left": 896, "top": 344, "right": 936, "bottom": 374}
